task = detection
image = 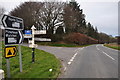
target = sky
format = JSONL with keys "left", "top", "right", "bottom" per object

{"left": 0, "top": 0, "right": 119, "bottom": 37}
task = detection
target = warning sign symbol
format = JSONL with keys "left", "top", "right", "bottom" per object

{"left": 5, "top": 46, "right": 17, "bottom": 58}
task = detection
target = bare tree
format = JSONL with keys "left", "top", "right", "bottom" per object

{"left": 0, "top": 6, "right": 5, "bottom": 17}
{"left": 34, "top": 1, "right": 65, "bottom": 34}
{"left": 0, "top": 6, "right": 5, "bottom": 25}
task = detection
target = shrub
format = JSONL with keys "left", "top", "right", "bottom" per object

{"left": 64, "top": 33, "right": 98, "bottom": 45}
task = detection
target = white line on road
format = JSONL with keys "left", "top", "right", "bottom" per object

{"left": 68, "top": 52, "right": 78, "bottom": 65}
{"left": 68, "top": 62, "right": 71, "bottom": 65}
{"left": 96, "top": 45, "right": 100, "bottom": 50}
{"left": 68, "top": 47, "right": 84, "bottom": 65}
{"left": 74, "top": 48, "right": 82, "bottom": 52}
{"left": 62, "top": 63, "right": 67, "bottom": 72}
{"left": 96, "top": 45, "right": 115, "bottom": 60}
{"left": 102, "top": 51, "right": 115, "bottom": 60}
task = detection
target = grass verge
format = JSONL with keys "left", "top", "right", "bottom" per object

{"left": 36, "top": 42, "right": 90, "bottom": 47}
{"left": 2, "top": 45, "right": 61, "bottom": 78}
{"left": 104, "top": 44, "right": 120, "bottom": 50}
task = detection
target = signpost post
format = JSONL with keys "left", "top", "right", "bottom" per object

{"left": 1, "top": 14, "right": 24, "bottom": 77}
{"left": 31, "top": 25, "right": 36, "bottom": 63}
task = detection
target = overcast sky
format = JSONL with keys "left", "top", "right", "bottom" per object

{"left": 0, "top": 0, "right": 119, "bottom": 37}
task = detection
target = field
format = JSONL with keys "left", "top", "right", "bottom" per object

{"left": 2, "top": 45, "right": 61, "bottom": 78}
{"left": 104, "top": 43, "right": 120, "bottom": 50}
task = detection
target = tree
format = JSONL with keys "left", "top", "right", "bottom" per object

{"left": 34, "top": 2, "right": 65, "bottom": 34}
{"left": 99, "top": 32, "right": 110, "bottom": 43}
{"left": 0, "top": 7, "right": 5, "bottom": 16}
{"left": 10, "top": 2, "right": 42, "bottom": 30}
{"left": 94, "top": 27, "right": 99, "bottom": 40}
{"left": 10, "top": 1, "right": 65, "bottom": 35}
{"left": 63, "top": 0, "right": 86, "bottom": 33}
{"left": 0, "top": 6, "right": 5, "bottom": 24}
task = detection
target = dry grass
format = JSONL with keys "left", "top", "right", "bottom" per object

{"left": 104, "top": 43, "right": 120, "bottom": 50}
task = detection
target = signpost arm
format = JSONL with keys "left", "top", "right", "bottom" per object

{"left": 19, "top": 44, "right": 22, "bottom": 72}
{"left": 6, "top": 59, "right": 10, "bottom": 78}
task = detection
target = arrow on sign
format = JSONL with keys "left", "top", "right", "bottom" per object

{"left": 1, "top": 14, "right": 24, "bottom": 30}
{"left": 18, "top": 31, "right": 23, "bottom": 44}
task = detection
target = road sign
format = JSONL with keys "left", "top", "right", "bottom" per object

{"left": 5, "top": 29, "right": 23, "bottom": 45}
{"left": 1, "top": 14, "right": 24, "bottom": 30}
{"left": 25, "top": 30, "right": 32, "bottom": 34}
{"left": 24, "top": 30, "right": 32, "bottom": 38}
{"left": 5, "top": 46, "right": 17, "bottom": 58}
{"left": 34, "top": 30, "right": 46, "bottom": 35}
{"left": 34, "top": 38, "right": 51, "bottom": 41}
{"left": 23, "top": 34, "right": 32, "bottom": 38}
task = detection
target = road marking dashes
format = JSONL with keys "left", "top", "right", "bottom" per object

{"left": 68, "top": 47, "right": 84, "bottom": 65}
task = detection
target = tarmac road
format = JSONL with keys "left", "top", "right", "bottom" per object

{"left": 23, "top": 44, "right": 118, "bottom": 78}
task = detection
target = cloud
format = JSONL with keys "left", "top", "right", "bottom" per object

{"left": 79, "top": 2, "right": 118, "bottom": 36}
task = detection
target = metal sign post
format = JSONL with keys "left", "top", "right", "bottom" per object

{"left": 6, "top": 59, "right": 10, "bottom": 78}
{"left": 18, "top": 44, "right": 22, "bottom": 72}
{"left": 1, "top": 14, "right": 24, "bottom": 77}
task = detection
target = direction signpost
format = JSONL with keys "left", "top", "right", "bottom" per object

{"left": 1, "top": 14, "right": 24, "bottom": 78}
{"left": 1, "top": 14, "right": 23, "bottom": 30}
{"left": 5, "top": 29, "right": 23, "bottom": 45}
{"left": 24, "top": 30, "right": 32, "bottom": 38}
{"left": 31, "top": 25, "right": 36, "bottom": 63}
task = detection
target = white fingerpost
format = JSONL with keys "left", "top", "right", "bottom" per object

{"left": 31, "top": 25, "right": 36, "bottom": 63}
{"left": 31, "top": 25, "right": 36, "bottom": 47}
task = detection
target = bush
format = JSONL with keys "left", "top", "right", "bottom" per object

{"left": 64, "top": 33, "right": 98, "bottom": 45}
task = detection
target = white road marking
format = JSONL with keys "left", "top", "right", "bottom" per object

{"left": 96, "top": 45, "right": 100, "bottom": 50}
{"left": 68, "top": 62, "right": 71, "bottom": 65}
{"left": 68, "top": 53, "right": 77, "bottom": 65}
{"left": 62, "top": 63, "right": 67, "bottom": 72}
{"left": 64, "top": 67, "right": 67, "bottom": 71}
{"left": 102, "top": 51, "right": 115, "bottom": 60}
{"left": 96, "top": 45, "right": 115, "bottom": 60}
{"left": 68, "top": 47, "right": 84, "bottom": 65}
{"left": 74, "top": 48, "right": 82, "bottom": 52}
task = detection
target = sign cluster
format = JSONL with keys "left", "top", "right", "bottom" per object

{"left": 1, "top": 14, "right": 24, "bottom": 58}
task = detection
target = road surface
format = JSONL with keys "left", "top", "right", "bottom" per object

{"left": 23, "top": 44, "right": 118, "bottom": 78}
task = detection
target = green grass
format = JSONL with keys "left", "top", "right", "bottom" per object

{"left": 104, "top": 44, "right": 120, "bottom": 50}
{"left": 49, "top": 44, "right": 90, "bottom": 47}
{"left": 2, "top": 45, "right": 61, "bottom": 78}
{"left": 36, "top": 42, "right": 90, "bottom": 47}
